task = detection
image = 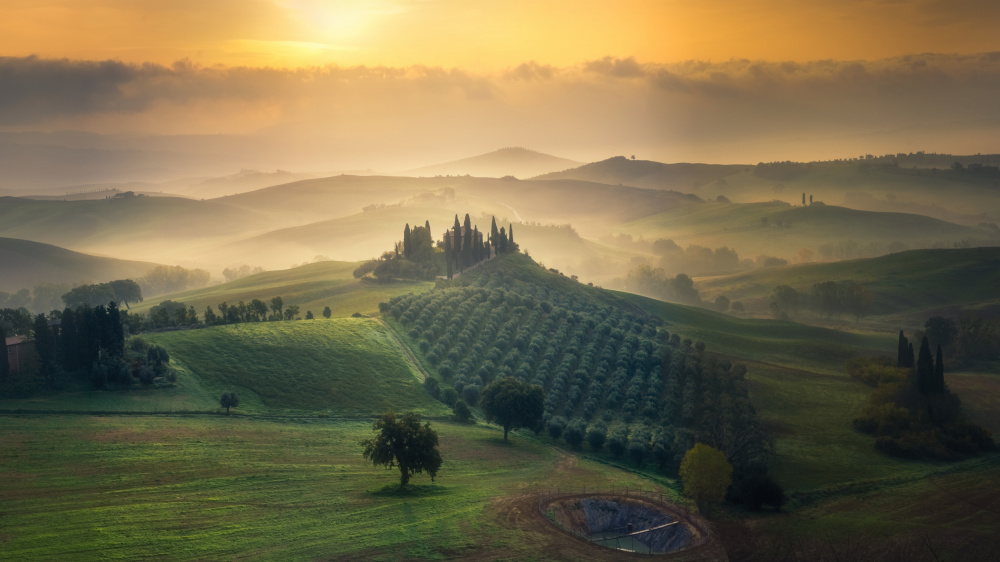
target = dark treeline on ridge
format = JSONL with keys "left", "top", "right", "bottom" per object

{"left": 354, "top": 214, "right": 519, "bottom": 281}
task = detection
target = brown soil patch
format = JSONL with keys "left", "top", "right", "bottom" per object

{"left": 484, "top": 493, "right": 729, "bottom": 561}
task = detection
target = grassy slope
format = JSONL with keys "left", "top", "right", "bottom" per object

{"left": 0, "top": 237, "right": 159, "bottom": 292}
{"left": 618, "top": 291, "right": 1000, "bottom": 550}
{"left": 532, "top": 157, "right": 745, "bottom": 191}
{"left": 696, "top": 247, "right": 1000, "bottom": 321}
{"left": 130, "top": 260, "right": 433, "bottom": 319}
{"left": 145, "top": 319, "right": 445, "bottom": 415}
{"left": 617, "top": 200, "right": 988, "bottom": 261}
{"left": 0, "top": 415, "right": 665, "bottom": 561}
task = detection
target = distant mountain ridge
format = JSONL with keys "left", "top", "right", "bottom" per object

{"left": 532, "top": 156, "right": 746, "bottom": 191}
{"left": 402, "top": 147, "right": 581, "bottom": 178}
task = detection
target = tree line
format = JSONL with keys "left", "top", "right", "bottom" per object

{"left": 1, "top": 302, "right": 175, "bottom": 397}
{"left": 768, "top": 281, "right": 873, "bottom": 321}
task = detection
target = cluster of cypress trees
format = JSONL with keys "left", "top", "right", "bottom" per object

{"left": 443, "top": 214, "right": 516, "bottom": 279}
{"left": 897, "top": 331, "right": 945, "bottom": 394}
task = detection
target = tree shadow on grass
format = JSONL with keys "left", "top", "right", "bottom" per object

{"left": 366, "top": 483, "right": 449, "bottom": 497}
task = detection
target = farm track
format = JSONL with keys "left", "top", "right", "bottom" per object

{"left": 377, "top": 317, "right": 431, "bottom": 382}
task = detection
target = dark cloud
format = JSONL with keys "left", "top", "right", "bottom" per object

{"left": 2, "top": 53, "right": 1000, "bottom": 164}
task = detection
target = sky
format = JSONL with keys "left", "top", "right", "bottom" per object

{"left": 2, "top": 0, "right": 1000, "bottom": 168}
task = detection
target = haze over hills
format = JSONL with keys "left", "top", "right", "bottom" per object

{"left": 402, "top": 147, "right": 581, "bottom": 179}
{"left": 533, "top": 156, "right": 746, "bottom": 191}
{"left": 0, "top": 237, "right": 159, "bottom": 292}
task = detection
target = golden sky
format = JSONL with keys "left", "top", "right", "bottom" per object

{"left": 3, "top": 0, "right": 998, "bottom": 69}
{"left": 2, "top": 0, "right": 1000, "bottom": 167}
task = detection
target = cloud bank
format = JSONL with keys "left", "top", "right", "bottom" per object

{"left": 2, "top": 53, "right": 1000, "bottom": 167}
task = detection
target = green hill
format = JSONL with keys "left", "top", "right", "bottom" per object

{"left": 147, "top": 318, "right": 446, "bottom": 414}
{"left": 129, "top": 260, "right": 433, "bottom": 319}
{"left": 0, "top": 237, "right": 159, "bottom": 292}
{"left": 696, "top": 247, "right": 1000, "bottom": 322}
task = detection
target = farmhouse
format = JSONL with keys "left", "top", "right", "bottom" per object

{"left": 5, "top": 335, "right": 26, "bottom": 374}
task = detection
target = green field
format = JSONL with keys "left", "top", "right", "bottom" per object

{"left": 130, "top": 260, "right": 433, "bottom": 319}
{"left": 0, "top": 415, "right": 668, "bottom": 561}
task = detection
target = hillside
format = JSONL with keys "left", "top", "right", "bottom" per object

{"left": 696, "top": 246, "right": 1000, "bottom": 322}
{"left": 0, "top": 237, "right": 160, "bottom": 292}
{"left": 404, "top": 147, "right": 581, "bottom": 178}
{"left": 533, "top": 157, "right": 746, "bottom": 191}
{"left": 129, "top": 260, "right": 434, "bottom": 319}
{"left": 0, "top": 195, "right": 270, "bottom": 264}
{"left": 617, "top": 201, "right": 992, "bottom": 262}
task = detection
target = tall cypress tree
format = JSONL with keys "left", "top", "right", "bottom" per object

{"left": 906, "top": 342, "right": 915, "bottom": 369}
{"left": 897, "top": 330, "right": 908, "bottom": 368}
{"left": 33, "top": 313, "right": 56, "bottom": 385}
{"left": 498, "top": 227, "right": 508, "bottom": 254}
{"left": 491, "top": 216, "right": 499, "bottom": 240}
{"left": 403, "top": 223, "right": 412, "bottom": 259}
{"left": 916, "top": 336, "right": 934, "bottom": 394}
{"left": 462, "top": 214, "right": 472, "bottom": 267}
{"left": 107, "top": 302, "right": 125, "bottom": 357}
{"left": 444, "top": 234, "right": 453, "bottom": 280}
{"left": 508, "top": 223, "right": 514, "bottom": 246}
{"left": 60, "top": 308, "right": 78, "bottom": 372}
{"left": 473, "top": 226, "right": 480, "bottom": 263}
{"left": 934, "top": 344, "right": 945, "bottom": 393}
{"left": 0, "top": 325, "right": 9, "bottom": 380}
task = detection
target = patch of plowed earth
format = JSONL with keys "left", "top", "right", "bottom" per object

{"left": 487, "top": 493, "right": 729, "bottom": 561}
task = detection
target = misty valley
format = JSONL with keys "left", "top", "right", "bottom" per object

{"left": 2, "top": 146, "right": 1000, "bottom": 561}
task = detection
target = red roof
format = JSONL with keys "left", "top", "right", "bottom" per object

{"left": 5, "top": 336, "right": 26, "bottom": 346}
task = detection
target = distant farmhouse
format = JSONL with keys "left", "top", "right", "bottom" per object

{"left": 5, "top": 335, "right": 26, "bottom": 374}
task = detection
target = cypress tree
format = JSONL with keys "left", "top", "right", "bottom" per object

{"left": 934, "top": 344, "right": 945, "bottom": 393}
{"left": 498, "top": 227, "right": 508, "bottom": 254}
{"left": 906, "top": 342, "right": 915, "bottom": 369}
{"left": 473, "top": 226, "right": 480, "bottom": 263}
{"left": 445, "top": 234, "right": 453, "bottom": 280}
{"left": 508, "top": 223, "right": 514, "bottom": 246}
{"left": 491, "top": 216, "right": 499, "bottom": 240}
{"left": 107, "top": 302, "right": 125, "bottom": 357}
{"left": 33, "top": 313, "right": 56, "bottom": 385}
{"left": 462, "top": 214, "right": 472, "bottom": 266}
{"left": 403, "top": 223, "right": 412, "bottom": 259}
{"left": 0, "top": 325, "right": 9, "bottom": 380}
{"left": 425, "top": 220, "right": 430, "bottom": 234}
{"left": 897, "top": 330, "right": 907, "bottom": 368}
{"left": 60, "top": 308, "right": 78, "bottom": 372}
{"left": 916, "top": 336, "right": 933, "bottom": 394}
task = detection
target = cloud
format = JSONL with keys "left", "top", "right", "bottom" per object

{"left": 2, "top": 53, "right": 1000, "bottom": 166}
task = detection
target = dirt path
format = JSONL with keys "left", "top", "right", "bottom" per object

{"left": 376, "top": 317, "right": 431, "bottom": 383}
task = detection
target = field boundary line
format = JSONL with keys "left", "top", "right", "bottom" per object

{"left": 376, "top": 317, "right": 431, "bottom": 382}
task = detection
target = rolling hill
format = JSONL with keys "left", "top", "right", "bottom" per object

{"left": 695, "top": 246, "right": 1000, "bottom": 323}
{"left": 128, "top": 260, "right": 433, "bottom": 319}
{"left": 403, "top": 147, "right": 581, "bottom": 178}
{"left": 533, "top": 156, "right": 746, "bottom": 191}
{"left": 617, "top": 201, "right": 992, "bottom": 262}
{"left": 0, "top": 237, "right": 160, "bottom": 292}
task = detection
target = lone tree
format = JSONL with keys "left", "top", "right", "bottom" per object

{"left": 322, "top": 306, "right": 332, "bottom": 319}
{"left": 479, "top": 376, "right": 544, "bottom": 441}
{"left": 361, "top": 410, "right": 442, "bottom": 487}
{"left": 679, "top": 443, "right": 733, "bottom": 516}
{"left": 220, "top": 391, "right": 239, "bottom": 414}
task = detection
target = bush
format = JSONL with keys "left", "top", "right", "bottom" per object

{"left": 424, "top": 377, "right": 441, "bottom": 399}
{"left": 453, "top": 399, "right": 473, "bottom": 423}
{"left": 586, "top": 421, "right": 607, "bottom": 451}
{"left": 564, "top": 418, "right": 586, "bottom": 449}
{"left": 440, "top": 387, "right": 459, "bottom": 407}
{"left": 607, "top": 424, "right": 628, "bottom": 458}
{"left": 462, "top": 384, "right": 481, "bottom": 406}
{"left": 727, "top": 465, "right": 785, "bottom": 511}
{"left": 547, "top": 416, "right": 567, "bottom": 440}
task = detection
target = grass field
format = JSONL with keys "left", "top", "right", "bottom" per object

{"left": 0, "top": 415, "right": 668, "bottom": 561}
{"left": 130, "top": 260, "right": 433, "bottom": 319}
